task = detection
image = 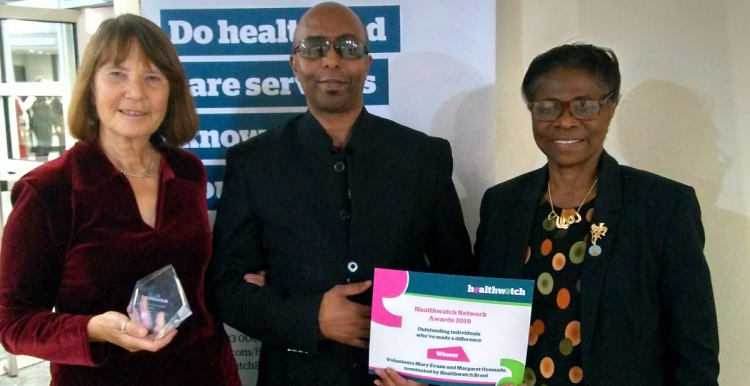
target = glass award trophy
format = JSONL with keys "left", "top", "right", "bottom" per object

{"left": 128, "top": 264, "right": 192, "bottom": 340}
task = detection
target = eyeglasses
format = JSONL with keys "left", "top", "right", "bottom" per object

{"left": 294, "top": 35, "right": 369, "bottom": 60}
{"left": 527, "top": 91, "right": 616, "bottom": 121}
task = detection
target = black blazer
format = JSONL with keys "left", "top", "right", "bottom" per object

{"left": 207, "top": 110, "right": 473, "bottom": 386}
{"left": 475, "top": 151, "right": 719, "bottom": 386}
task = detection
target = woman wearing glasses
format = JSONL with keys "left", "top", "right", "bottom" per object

{"left": 475, "top": 44, "right": 719, "bottom": 386}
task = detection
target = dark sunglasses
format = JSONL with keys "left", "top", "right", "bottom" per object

{"left": 294, "top": 35, "right": 369, "bottom": 59}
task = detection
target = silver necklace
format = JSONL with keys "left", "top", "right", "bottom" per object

{"left": 119, "top": 145, "right": 155, "bottom": 178}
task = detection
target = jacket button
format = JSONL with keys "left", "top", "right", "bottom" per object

{"left": 347, "top": 261, "right": 358, "bottom": 273}
{"left": 340, "top": 210, "right": 350, "bottom": 220}
{"left": 334, "top": 162, "right": 345, "bottom": 172}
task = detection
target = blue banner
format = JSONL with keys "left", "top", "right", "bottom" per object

{"left": 185, "top": 59, "right": 388, "bottom": 108}
{"left": 161, "top": 6, "right": 401, "bottom": 56}
{"left": 185, "top": 113, "right": 301, "bottom": 159}
{"left": 159, "top": 5, "right": 400, "bottom": 214}
{"left": 206, "top": 164, "right": 225, "bottom": 210}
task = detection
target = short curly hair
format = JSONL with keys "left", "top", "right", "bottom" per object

{"left": 522, "top": 43, "right": 621, "bottom": 103}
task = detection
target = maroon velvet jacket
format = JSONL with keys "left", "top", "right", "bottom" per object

{"left": 0, "top": 141, "right": 241, "bottom": 386}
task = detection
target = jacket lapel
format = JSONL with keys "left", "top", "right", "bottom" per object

{"left": 345, "top": 111, "right": 379, "bottom": 255}
{"left": 503, "top": 166, "right": 548, "bottom": 278}
{"left": 580, "top": 151, "right": 623, "bottom": 365}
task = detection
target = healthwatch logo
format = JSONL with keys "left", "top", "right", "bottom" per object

{"left": 467, "top": 284, "right": 526, "bottom": 296}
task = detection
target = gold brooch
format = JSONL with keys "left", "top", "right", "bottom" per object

{"left": 589, "top": 223, "right": 608, "bottom": 256}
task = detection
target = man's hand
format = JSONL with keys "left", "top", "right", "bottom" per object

{"left": 318, "top": 281, "right": 372, "bottom": 348}
{"left": 374, "top": 368, "right": 426, "bottom": 386}
{"left": 244, "top": 271, "right": 266, "bottom": 286}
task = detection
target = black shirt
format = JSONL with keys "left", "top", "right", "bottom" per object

{"left": 522, "top": 198, "right": 596, "bottom": 385}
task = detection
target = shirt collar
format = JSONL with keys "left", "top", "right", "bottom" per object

{"left": 70, "top": 141, "right": 121, "bottom": 190}
{"left": 70, "top": 139, "right": 194, "bottom": 190}
{"left": 297, "top": 107, "right": 371, "bottom": 156}
{"left": 520, "top": 149, "right": 623, "bottom": 211}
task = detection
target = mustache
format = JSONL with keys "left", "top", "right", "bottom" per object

{"left": 314, "top": 72, "right": 351, "bottom": 82}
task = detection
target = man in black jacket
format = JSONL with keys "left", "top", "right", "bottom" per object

{"left": 207, "top": 3, "right": 473, "bottom": 385}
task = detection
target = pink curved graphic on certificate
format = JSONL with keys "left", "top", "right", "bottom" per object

{"left": 372, "top": 269, "right": 409, "bottom": 327}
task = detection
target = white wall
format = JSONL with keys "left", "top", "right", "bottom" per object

{"left": 7, "top": 0, "right": 60, "bottom": 7}
{"left": 496, "top": 0, "right": 750, "bottom": 384}
{"left": 9, "top": 53, "right": 54, "bottom": 83}
{"left": 75, "top": 6, "right": 114, "bottom": 58}
{"left": 19, "top": 53, "right": 55, "bottom": 81}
